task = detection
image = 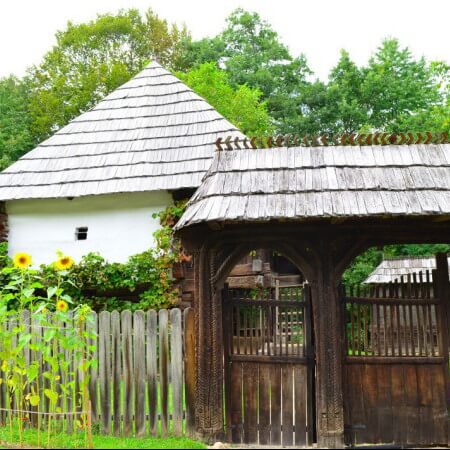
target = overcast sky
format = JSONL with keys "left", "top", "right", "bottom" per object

{"left": 1, "top": 0, "right": 449, "bottom": 80}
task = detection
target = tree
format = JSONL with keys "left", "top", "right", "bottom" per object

{"left": 182, "top": 9, "right": 312, "bottom": 134}
{"left": 325, "top": 50, "right": 368, "bottom": 133}
{"left": 27, "top": 8, "right": 190, "bottom": 141}
{"left": 395, "top": 61, "right": 450, "bottom": 133}
{"left": 177, "top": 62, "right": 273, "bottom": 136}
{"left": 0, "top": 77, "right": 34, "bottom": 170}
{"left": 361, "top": 39, "right": 441, "bottom": 131}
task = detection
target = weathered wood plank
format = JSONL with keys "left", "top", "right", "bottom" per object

{"left": 111, "top": 311, "right": 121, "bottom": 435}
{"left": 281, "top": 365, "right": 294, "bottom": 446}
{"left": 242, "top": 363, "right": 258, "bottom": 444}
{"left": 98, "top": 311, "right": 111, "bottom": 434}
{"left": 170, "top": 309, "right": 183, "bottom": 436}
{"left": 376, "top": 365, "right": 393, "bottom": 443}
{"left": 121, "top": 310, "right": 133, "bottom": 436}
{"left": 183, "top": 308, "right": 195, "bottom": 438}
{"left": 258, "top": 363, "right": 271, "bottom": 445}
{"left": 133, "top": 311, "right": 146, "bottom": 437}
{"left": 229, "top": 362, "right": 243, "bottom": 444}
{"left": 294, "top": 365, "right": 307, "bottom": 447}
{"left": 159, "top": 309, "right": 169, "bottom": 436}
{"left": 270, "top": 359, "right": 282, "bottom": 445}
{"left": 147, "top": 310, "right": 158, "bottom": 436}
{"left": 88, "top": 311, "right": 99, "bottom": 427}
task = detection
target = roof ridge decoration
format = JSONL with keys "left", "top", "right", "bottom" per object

{"left": 215, "top": 132, "right": 449, "bottom": 151}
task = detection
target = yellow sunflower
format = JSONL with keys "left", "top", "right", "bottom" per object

{"left": 13, "top": 252, "right": 32, "bottom": 269}
{"left": 56, "top": 300, "right": 69, "bottom": 313}
{"left": 54, "top": 255, "right": 74, "bottom": 271}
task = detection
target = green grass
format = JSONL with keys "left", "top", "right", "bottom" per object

{"left": 0, "top": 424, "right": 205, "bottom": 449}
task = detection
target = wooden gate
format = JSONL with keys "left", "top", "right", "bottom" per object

{"left": 342, "top": 263, "right": 450, "bottom": 446}
{"left": 222, "top": 284, "right": 315, "bottom": 446}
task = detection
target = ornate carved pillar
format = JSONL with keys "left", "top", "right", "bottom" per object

{"left": 309, "top": 239, "right": 345, "bottom": 448}
{"left": 194, "top": 245, "right": 225, "bottom": 442}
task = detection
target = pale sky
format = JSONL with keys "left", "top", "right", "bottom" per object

{"left": 0, "top": 0, "right": 449, "bottom": 80}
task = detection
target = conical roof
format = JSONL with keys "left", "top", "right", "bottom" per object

{"left": 0, "top": 62, "right": 244, "bottom": 200}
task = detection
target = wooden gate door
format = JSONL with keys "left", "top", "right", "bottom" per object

{"left": 342, "top": 264, "right": 450, "bottom": 447}
{"left": 222, "top": 284, "right": 315, "bottom": 446}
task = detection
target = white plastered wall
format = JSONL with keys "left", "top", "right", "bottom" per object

{"left": 6, "top": 191, "right": 173, "bottom": 265}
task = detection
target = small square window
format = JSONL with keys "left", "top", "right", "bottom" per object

{"left": 75, "top": 227, "right": 88, "bottom": 241}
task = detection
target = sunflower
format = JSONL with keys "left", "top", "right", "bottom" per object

{"left": 56, "top": 300, "right": 69, "bottom": 313}
{"left": 54, "top": 255, "right": 74, "bottom": 271}
{"left": 13, "top": 252, "right": 32, "bottom": 269}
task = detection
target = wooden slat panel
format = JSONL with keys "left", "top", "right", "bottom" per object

{"left": 229, "top": 362, "right": 243, "bottom": 444}
{"left": 281, "top": 365, "right": 294, "bottom": 446}
{"left": 363, "top": 364, "right": 379, "bottom": 443}
{"left": 98, "top": 311, "right": 111, "bottom": 434}
{"left": 170, "top": 309, "right": 183, "bottom": 436}
{"left": 429, "top": 365, "right": 448, "bottom": 445}
{"left": 294, "top": 365, "right": 307, "bottom": 446}
{"left": 270, "top": 359, "right": 282, "bottom": 445}
{"left": 159, "top": 309, "right": 169, "bottom": 436}
{"left": 147, "top": 310, "right": 158, "bottom": 436}
{"left": 121, "top": 310, "right": 133, "bottom": 436}
{"left": 111, "top": 311, "right": 121, "bottom": 435}
{"left": 376, "top": 365, "right": 393, "bottom": 443}
{"left": 417, "top": 364, "right": 433, "bottom": 445}
{"left": 243, "top": 363, "right": 258, "bottom": 444}
{"left": 258, "top": 364, "right": 271, "bottom": 445}
{"left": 183, "top": 308, "right": 195, "bottom": 437}
{"left": 404, "top": 365, "right": 419, "bottom": 445}
{"left": 133, "top": 311, "right": 146, "bottom": 437}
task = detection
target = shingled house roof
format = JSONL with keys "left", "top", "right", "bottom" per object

{"left": 176, "top": 139, "right": 450, "bottom": 229}
{"left": 364, "top": 255, "right": 450, "bottom": 283}
{"left": 0, "top": 62, "right": 244, "bottom": 201}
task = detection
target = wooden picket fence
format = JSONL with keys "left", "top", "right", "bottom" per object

{"left": 0, "top": 308, "right": 196, "bottom": 438}
{"left": 90, "top": 308, "right": 196, "bottom": 437}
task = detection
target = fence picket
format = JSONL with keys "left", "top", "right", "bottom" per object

{"left": 170, "top": 308, "right": 183, "bottom": 436}
{"left": 121, "top": 310, "right": 133, "bottom": 436}
{"left": 147, "top": 310, "right": 158, "bottom": 436}
{"left": 159, "top": 309, "right": 169, "bottom": 436}
{"left": 88, "top": 311, "right": 99, "bottom": 426}
{"left": 111, "top": 311, "right": 121, "bottom": 435}
{"left": 183, "top": 308, "right": 195, "bottom": 437}
{"left": 98, "top": 311, "right": 111, "bottom": 434}
{"left": 134, "top": 311, "right": 146, "bottom": 437}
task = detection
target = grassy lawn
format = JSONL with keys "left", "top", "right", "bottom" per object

{"left": 0, "top": 425, "right": 206, "bottom": 449}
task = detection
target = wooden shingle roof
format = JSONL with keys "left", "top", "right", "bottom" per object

{"left": 364, "top": 256, "right": 450, "bottom": 283}
{"left": 0, "top": 62, "right": 244, "bottom": 200}
{"left": 176, "top": 139, "right": 450, "bottom": 229}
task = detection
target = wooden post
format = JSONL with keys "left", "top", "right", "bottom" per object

{"left": 194, "top": 247, "right": 225, "bottom": 442}
{"left": 184, "top": 308, "right": 196, "bottom": 437}
{"left": 310, "top": 241, "right": 345, "bottom": 448}
{"left": 434, "top": 252, "right": 450, "bottom": 445}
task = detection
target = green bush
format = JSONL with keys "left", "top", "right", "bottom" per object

{"left": 0, "top": 203, "right": 188, "bottom": 312}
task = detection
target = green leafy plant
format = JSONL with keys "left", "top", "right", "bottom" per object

{"left": 0, "top": 252, "right": 96, "bottom": 448}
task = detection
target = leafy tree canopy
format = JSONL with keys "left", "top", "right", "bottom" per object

{"left": 182, "top": 9, "right": 312, "bottom": 132}
{"left": 176, "top": 62, "right": 273, "bottom": 136}
{"left": 26, "top": 8, "right": 190, "bottom": 141}
{"left": 0, "top": 77, "right": 34, "bottom": 170}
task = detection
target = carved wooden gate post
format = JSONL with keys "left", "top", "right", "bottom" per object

{"left": 194, "top": 245, "right": 225, "bottom": 442}
{"left": 309, "top": 239, "right": 345, "bottom": 448}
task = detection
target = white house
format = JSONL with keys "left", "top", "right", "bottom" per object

{"left": 0, "top": 62, "right": 244, "bottom": 264}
